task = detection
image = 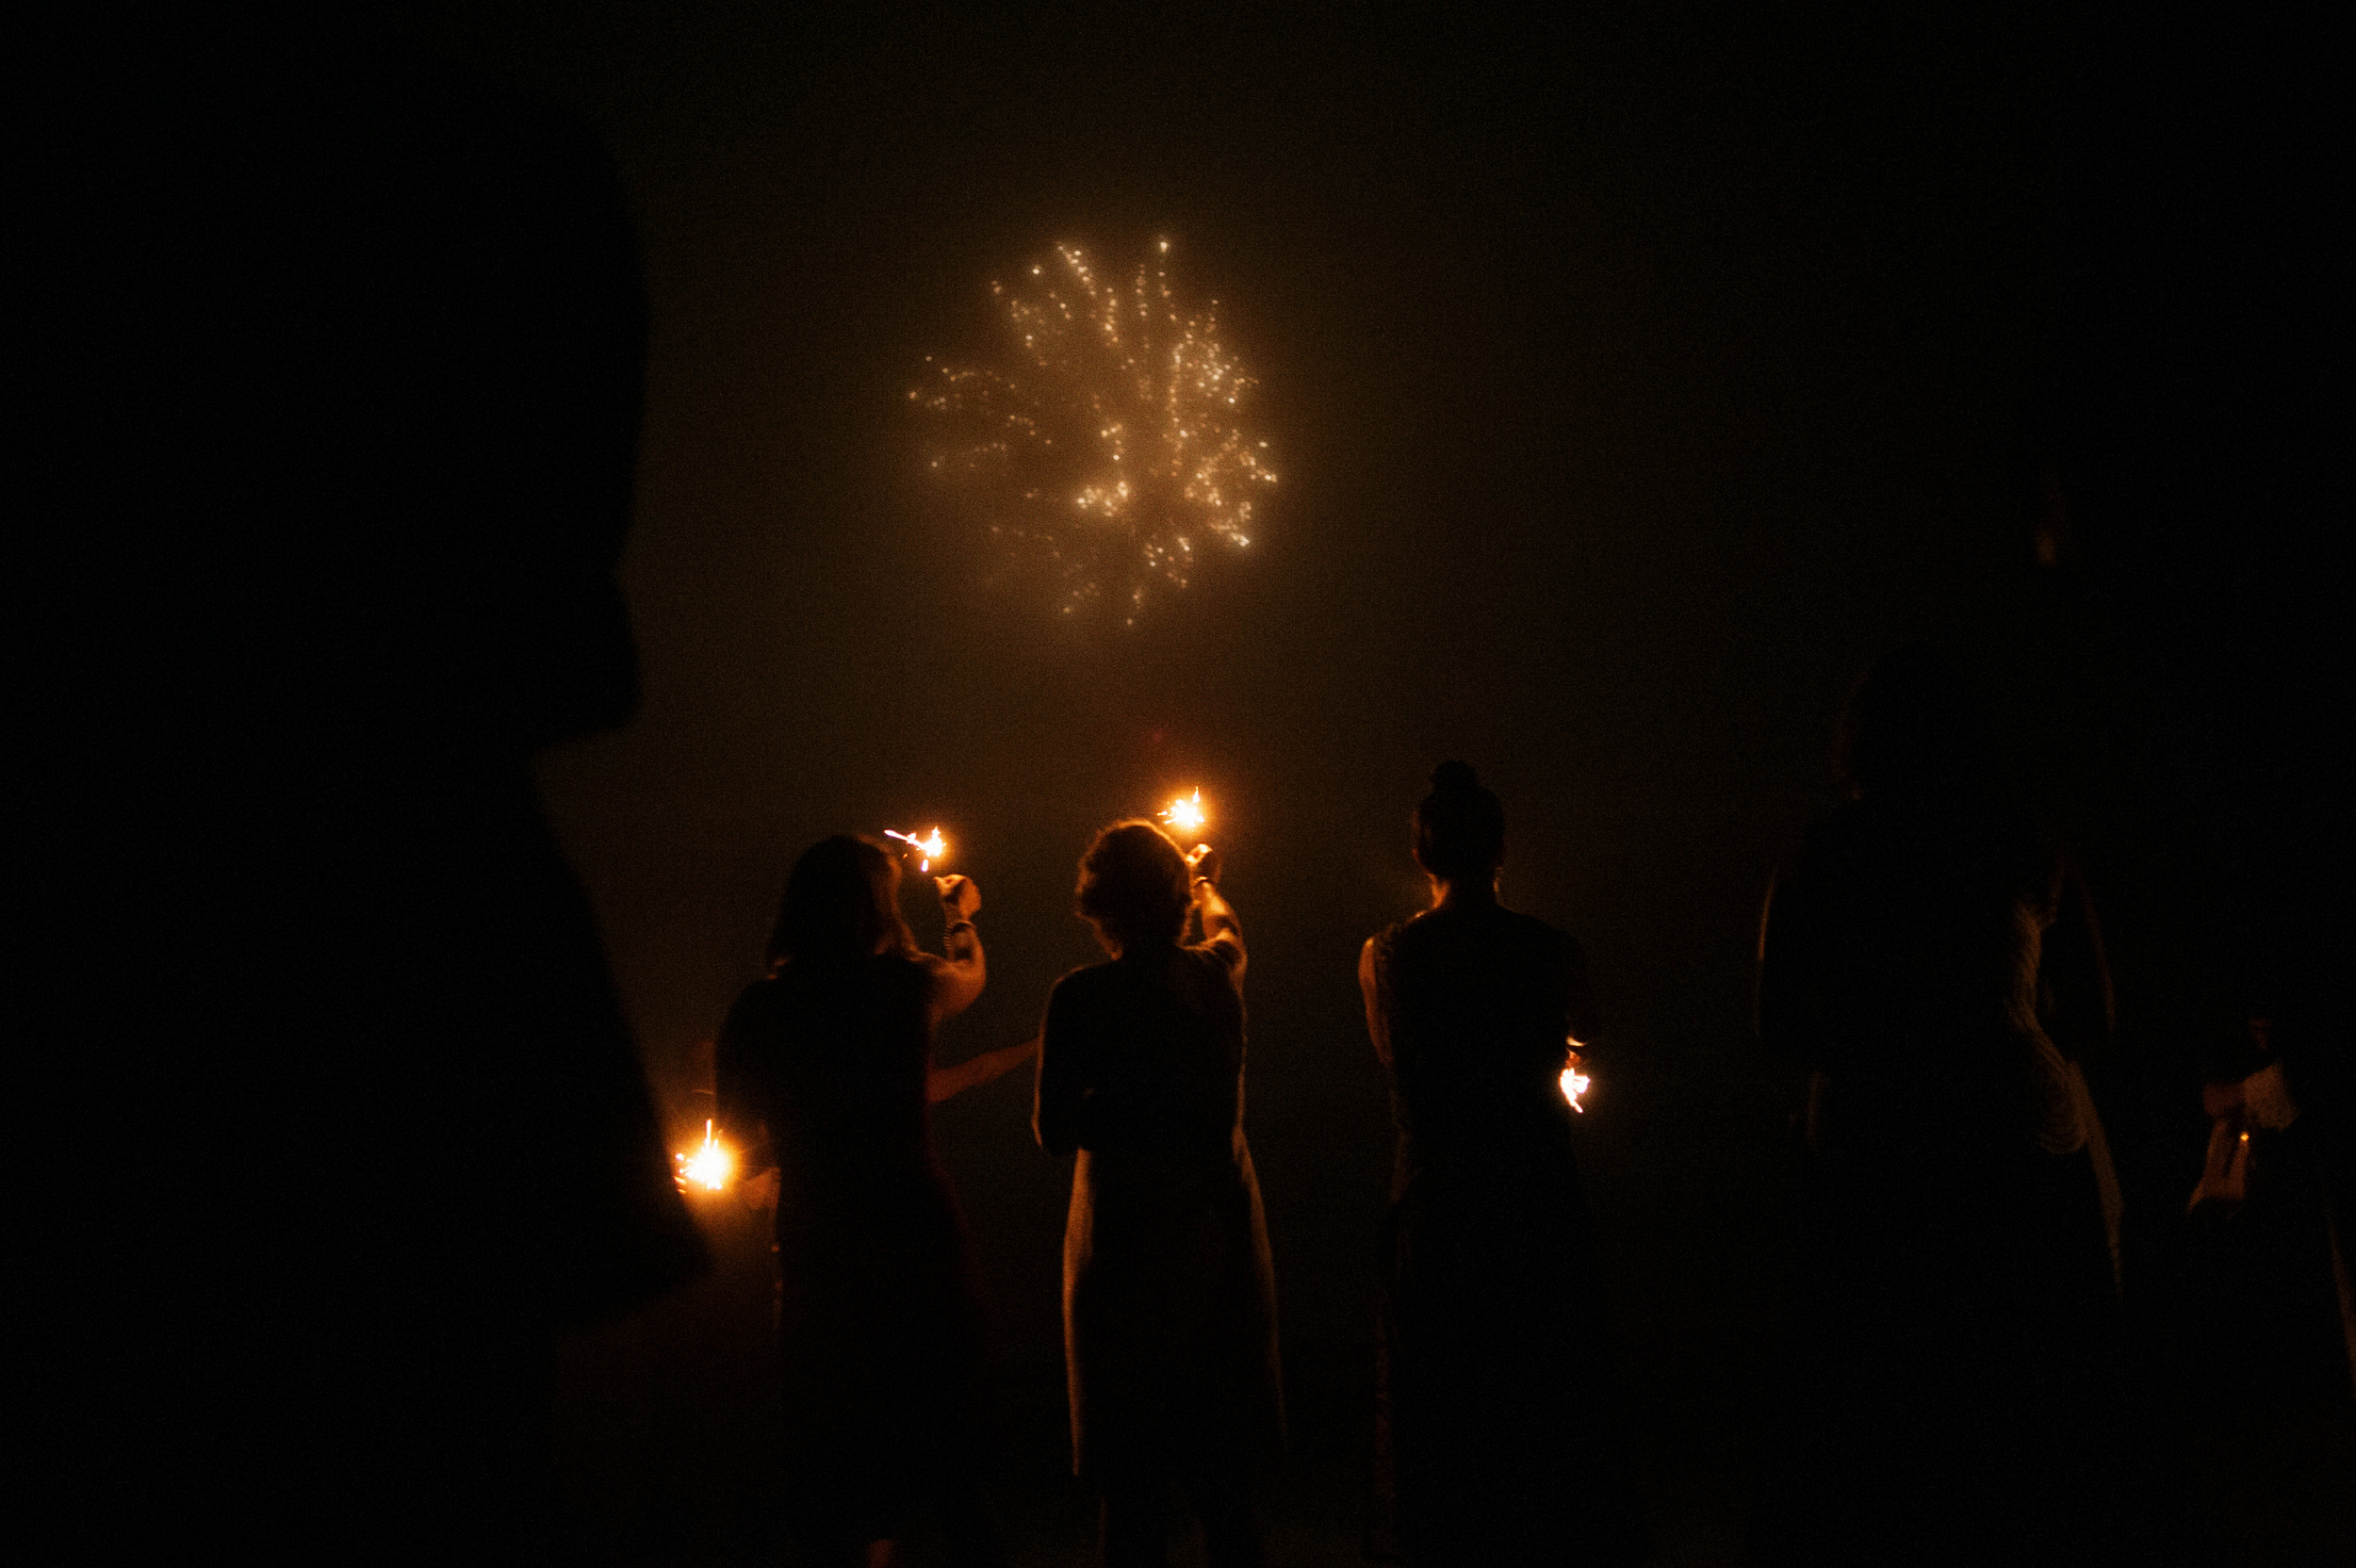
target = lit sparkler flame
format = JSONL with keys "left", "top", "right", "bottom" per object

{"left": 886, "top": 827, "right": 948, "bottom": 872}
{"left": 1160, "top": 790, "right": 1206, "bottom": 836}
{"left": 1561, "top": 1043, "right": 1592, "bottom": 1113}
{"left": 913, "top": 238, "right": 1277, "bottom": 628}
{"left": 675, "top": 1119, "right": 734, "bottom": 1193}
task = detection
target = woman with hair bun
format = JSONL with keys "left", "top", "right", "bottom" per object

{"left": 1034, "top": 821, "right": 1283, "bottom": 1568}
{"left": 1360, "top": 763, "right": 1644, "bottom": 1566}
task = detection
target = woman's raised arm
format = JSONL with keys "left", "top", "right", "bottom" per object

{"left": 1187, "top": 844, "right": 1245, "bottom": 980}
{"left": 923, "top": 874, "right": 987, "bottom": 1023}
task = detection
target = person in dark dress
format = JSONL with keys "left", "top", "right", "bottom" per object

{"left": 1035, "top": 822, "right": 1284, "bottom": 1568}
{"left": 1749, "top": 646, "right": 2144, "bottom": 1566}
{"left": 716, "top": 835, "right": 1028, "bottom": 1568}
{"left": 1358, "top": 762, "right": 1647, "bottom": 1567}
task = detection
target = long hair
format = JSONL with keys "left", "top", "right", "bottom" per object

{"left": 765, "top": 835, "right": 912, "bottom": 971}
{"left": 1074, "top": 820, "right": 1191, "bottom": 956}
{"left": 1413, "top": 760, "right": 1505, "bottom": 883}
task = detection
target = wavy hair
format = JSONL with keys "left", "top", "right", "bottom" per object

{"left": 1074, "top": 820, "right": 1191, "bottom": 956}
{"left": 765, "top": 835, "right": 913, "bottom": 970}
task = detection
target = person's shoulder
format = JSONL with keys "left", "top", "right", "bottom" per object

{"left": 719, "top": 974, "right": 788, "bottom": 1043}
{"left": 1366, "top": 915, "right": 1419, "bottom": 961}
{"left": 878, "top": 947, "right": 945, "bottom": 1001}
{"left": 1494, "top": 906, "right": 1578, "bottom": 960}
{"left": 1496, "top": 906, "right": 1562, "bottom": 938}
{"left": 1186, "top": 933, "right": 1245, "bottom": 973}
{"left": 1784, "top": 797, "right": 1871, "bottom": 872}
{"left": 727, "top": 974, "right": 785, "bottom": 1013}
{"left": 1383, "top": 908, "right": 1449, "bottom": 960}
{"left": 1049, "top": 960, "right": 1120, "bottom": 1003}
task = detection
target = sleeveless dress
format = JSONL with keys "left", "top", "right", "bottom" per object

{"left": 1035, "top": 941, "right": 1284, "bottom": 1482}
{"left": 1751, "top": 785, "right": 2136, "bottom": 1564}
{"left": 1366, "top": 903, "right": 1645, "bottom": 1566}
{"left": 715, "top": 952, "right": 989, "bottom": 1544}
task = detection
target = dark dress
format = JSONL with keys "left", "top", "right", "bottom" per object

{"left": 1366, "top": 902, "right": 1645, "bottom": 1567}
{"left": 1752, "top": 784, "right": 2135, "bottom": 1565}
{"left": 716, "top": 953, "right": 990, "bottom": 1544}
{"left": 1035, "top": 942, "right": 1284, "bottom": 1484}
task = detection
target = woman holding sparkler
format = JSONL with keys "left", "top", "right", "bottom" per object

{"left": 1358, "top": 762, "right": 1645, "bottom": 1566}
{"left": 1035, "top": 821, "right": 1283, "bottom": 1568}
{"left": 716, "top": 834, "right": 1027, "bottom": 1568}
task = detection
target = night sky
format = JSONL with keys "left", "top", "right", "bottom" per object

{"left": 384, "top": 4, "right": 2345, "bottom": 1560}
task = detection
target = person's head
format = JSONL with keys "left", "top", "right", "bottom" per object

{"left": 765, "top": 835, "right": 913, "bottom": 970}
{"left": 1413, "top": 760, "right": 1505, "bottom": 885}
{"left": 1835, "top": 644, "right": 1993, "bottom": 796}
{"left": 1074, "top": 820, "right": 1191, "bottom": 956}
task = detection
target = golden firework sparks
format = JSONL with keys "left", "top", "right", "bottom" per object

{"left": 914, "top": 238, "right": 1277, "bottom": 627}
{"left": 675, "top": 1119, "right": 734, "bottom": 1193}
{"left": 885, "top": 826, "right": 948, "bottom": 872}
{"left": 1160, "top": 789, "right": 1207, "bottom": 836}
{"left": 1562, "top": 1041, "right": 1592, "bottom": 1113}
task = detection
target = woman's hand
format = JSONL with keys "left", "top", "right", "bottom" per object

{"left": 935, "top": 874, "right": 981, "bottom": 922}
{"left": 1186, "top": 843, "right": 1221, "bottom": 888}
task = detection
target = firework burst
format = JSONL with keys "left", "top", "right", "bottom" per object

{"left": 913, "top": 239, "right": 1277, "bottom": 627}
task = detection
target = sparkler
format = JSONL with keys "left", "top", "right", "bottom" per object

{"left": 913, "top": 238, "right": 1277, "bottom": 627}
{"left": 1561, "top": 1041, "right": 1592, "bottom": 1113}
{"left": 885, "top": 826, "right": 948, "bottom": 872}
{"left": 1160, "top": 789, "right": 1207, "bottom": 836}
{"left": 675, "top": 1119, "right": 734, "bottom": 1193}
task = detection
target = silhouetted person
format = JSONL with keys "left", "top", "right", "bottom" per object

{"left": 1751, "top": 646, "right": 2148, "bottom": 1565}
{"left": 713, "top": 837, "right": 1023, "bottom": 1568}
{"left": 1034, "top": 824, "right": 1283, "bottom": 1568}
{"left": 1357, "top": 762, "right": 1646, "bottom": 1566}
{"left": 10, "top": 8, "right": 703, "bottom": 1560}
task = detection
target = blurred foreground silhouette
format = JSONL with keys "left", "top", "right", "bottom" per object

{"left": 11, "top": 9, "right": 702, "bottom": 1559}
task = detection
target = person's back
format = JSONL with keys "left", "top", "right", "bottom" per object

{"left": 728, "top": 956, "right": 939, "bottom": 1180}
{"left": 714, "top": 841, "right": 1002, "bottom": 1566}
{"left": 1360, "top": 764, "right": 1644, "bottom": 1567}
{"left": 1374, "top": 901, "right": 1580, "bottom": 1176}
{"left": 1037, "top": 822, "right": 1280, "bottom": 1568}
{"left": 1751, "top": 649, "right": 2135, "bottom": 1567}
{"left": 1769, "top": 782, "right": 2087, "bottom": 1168}
{"left": 1048, "top": 945, "right": 1247, "bottom": 1168}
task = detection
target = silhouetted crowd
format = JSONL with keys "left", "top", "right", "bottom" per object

{"left": 14, "top": 9, "right": 2348, "bottom": 1567}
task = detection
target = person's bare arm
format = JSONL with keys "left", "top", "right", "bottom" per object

{"left": 1359, "top": 936, "right": 1392, "bottom": 1069}
{"left": 2039, "top": 855, "right": 2114, "bottom": 1064}
{"left": 1187, "top": 844, "right": 1245, "bottom": 980}
{"left": 928, "top": 1036, "right": 1039, "bottom": 1103}
{"left": 1756, "top": 863, "right": 1819, "bottom": 1066}
{"left": 923, "top": 874, "right": 986, "bottom": 1023}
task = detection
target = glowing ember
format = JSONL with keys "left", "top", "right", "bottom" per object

{"left": 675, "top": 1119, "right": 734, "bottom": 1193}
{"left": 913, "top": 238, "right": 1277, "bottom": 627}
{"left": 1160, "top": 789, "right": 1207, "bottom": 836}
{"left": 886, "top": 826, "right": 948, "bottom": 872}
{"left": 1561, "top": 1044, "right": 1592, "bottom": 1113}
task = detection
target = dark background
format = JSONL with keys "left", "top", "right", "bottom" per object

{"left": 382, "top": 5, "right": 2348, "bottom": 1562}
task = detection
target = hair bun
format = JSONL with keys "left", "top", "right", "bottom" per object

{"left": 1430, "top": 760, "right": 1481, "bottom": 795}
